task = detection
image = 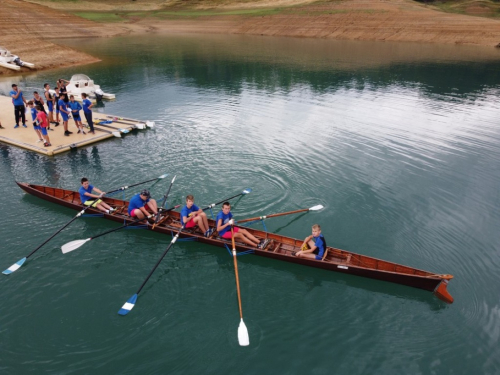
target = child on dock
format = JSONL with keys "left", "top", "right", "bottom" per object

{"left": 27, "top": 101, "right": 43, "bottom": 143}
{"left": 216, "top": 202, "right": 267, "bottom": 248}
{"left": 36, "top": 105, "right": 51, "bottom": 147}
{"left": 81, "top": 93, "right": 95, "bottom": 134}
{"left": 294, "top": 224, "right": 327, "bottom": 260}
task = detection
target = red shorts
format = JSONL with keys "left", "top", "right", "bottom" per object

{"left": 130, "top": 206, "right": 150, "bottom": 217}
{"left": 185, "top": 219, "right": 196, "bottom": 228}
{"left": 221, "top": 227, "right": 239, "bottom": 239}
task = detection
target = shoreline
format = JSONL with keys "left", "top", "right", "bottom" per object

{"left": 1, "top": 0, "right": 500, "bottom": 76}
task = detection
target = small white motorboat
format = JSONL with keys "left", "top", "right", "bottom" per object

{"left": 66, "top": 74, "right": 115, "bottom": 101}
{"left": 0, "top": 46, "right": 35, "bottom": 71}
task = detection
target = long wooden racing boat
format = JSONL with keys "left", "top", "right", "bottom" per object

{"left": 17, "top": 182, "right": 454, "bottom": 304}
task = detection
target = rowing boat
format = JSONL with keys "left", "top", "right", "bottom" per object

{"left": 16, "top": 182, "right": 454, "bottom": 304}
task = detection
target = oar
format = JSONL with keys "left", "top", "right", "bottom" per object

{"left": 2, "top": 174, "right": 168, "bottom": 275}
{"left": 95, "top": 120, "right": 130, "bottom": 134}
{"left": 106, "top": 173, "right": 168, "bottom": 195}
{"left": 154, "top": 175, "right": 176, "bottom": 226}
{"left": 107, "top": 115, "right": 155, "bottom": 128}
{"left": 117, "top": 188, "right": 252, "bottom": 315}
{"left": 61, "top": 205, "right": 180, "bottom": 254}
{"left": 231, "top": 226, "right": 250, "bottom": 346}
{"left": 118, "top": 223, "right": 186, "bottom": 316}
{"left": 102, "top": 118, "right": 146, "bottom": 130}
{"left": 236, "top": 205, "right": 324, "bottom": 224}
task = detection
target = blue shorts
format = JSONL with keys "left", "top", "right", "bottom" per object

{"left": 47, "top": 102, "right": 53, "bottom": 112}
{"left": 73, "top": 115, "right": 81, "bottom": 121}
{"left": 41, "top": 128, "right": 48, "bottom": 136}
{"left": 61, "top": 112, "right": 69, "bottom": 121}
{"left": 33, "top": 124, "right": 41, "bottom": 130}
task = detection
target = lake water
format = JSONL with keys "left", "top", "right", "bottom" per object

{"left": 1, "top": 34, "right": 500, "bottom": 374}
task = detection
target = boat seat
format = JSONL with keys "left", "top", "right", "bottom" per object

{"left": 272, "top": 242, "right": 281, "bottom": 253}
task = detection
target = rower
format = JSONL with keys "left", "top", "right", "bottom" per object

{"left": 79, "top": 177, "right": 115, "bottom": 214}
{"left": 293, "top": 224, "right": 327, "bottom": 260}
{"left": 181, "top": 195, "right": 211, "bottom": 237}
{"left": 216, "top": 202, "right": 268, "bottom": 248}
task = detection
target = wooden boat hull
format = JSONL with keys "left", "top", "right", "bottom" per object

{"left": 16, "top": 182, "right": 454, "bottom": 303}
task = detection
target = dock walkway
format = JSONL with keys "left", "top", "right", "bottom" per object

{"left": 0, "top": 95, "right": 152, "bottom": 156}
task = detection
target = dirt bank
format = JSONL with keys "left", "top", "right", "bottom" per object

{"left": 2, "top": 0, "right": 500, "bottom": 76}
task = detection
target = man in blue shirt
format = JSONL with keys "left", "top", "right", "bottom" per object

{"left": 81, "top": 93, "right": 95, "bottom": 134}
{"left": 9, "top": 84, "right": 27, "bottom": 128}
{"left": 216, "top": 202, "right": 264, "bottom": 247}
{"left": 128, "top": 189, "right": 158, "bottom": 220}
{"left": 294, "top": 224, "right": 327, "bottom": 260}
{"left": 181, "top": 195, "right": 210, "bottom": 236}
{"left": 58, "top": 93, "right": 72, "bottom": 136}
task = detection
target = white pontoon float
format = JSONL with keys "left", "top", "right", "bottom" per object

{"left": 0, "top": 47, "right": 35, "bottom": 71}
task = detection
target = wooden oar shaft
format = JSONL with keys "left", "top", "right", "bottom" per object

{"left": 231, "top": 227, "right": 244, "bottom": 320}
{"left": 237, "top": 208, "right": 310, "bottom": 223}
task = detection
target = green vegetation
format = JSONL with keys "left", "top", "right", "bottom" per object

{"left": 74, "top": 12, "right": 125, "bottom": 22}
{"left": 415, "top": 0, "right": 500, "bottom": 18}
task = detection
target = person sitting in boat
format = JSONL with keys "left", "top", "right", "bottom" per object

{"left": 294, "top": 224, "right": 327, "bottom": 260}
{"left": 68, "top": 95, "right": 85, "bottom": 134}
{"left": 181, "top": 195, "right": 211, "bottom": 237}
{"left": 79, "top": 177, "right": 115, "bottom": 214}
{"left": 127, "top": 189, "right": 158, "bottom": 221}
{"left": 216, "top": 202, "right": 268, "bottom": 248}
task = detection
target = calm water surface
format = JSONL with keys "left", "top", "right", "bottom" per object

{"left": 1, "top": 34, "right": 500, "bottom": 374}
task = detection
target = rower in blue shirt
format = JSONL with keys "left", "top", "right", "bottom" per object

{"left": 294, "top": 224, "right": 327, "bottom": 260}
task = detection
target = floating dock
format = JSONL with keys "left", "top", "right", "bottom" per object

{"left": 0, "top": 95, "right": 153, "bottom": 156}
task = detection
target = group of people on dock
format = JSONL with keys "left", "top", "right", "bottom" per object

{"left": 6, "top": 80, "right": 95, "bottom": 147}
{"left": 79, "top": 178, "right": 326, "bottom": 256}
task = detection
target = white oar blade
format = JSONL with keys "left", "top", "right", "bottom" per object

{"left": 242, "top": 188, "right": 252, "bottom": 194}
{"left": 158, "top": 173, "right": 168, "bottom": 179}
{"left": 134, "top": 123, "right": 145, "bottom": 130}
{"left": 61, "top": 239, "right": 91, "bottom": 254}
{"left": 112, "top": 131, "right": 121, "bottom": 138}
{"left": 2, "top": 257, "right": 27, "bottom": 275}
{"left": 120, "top": 129, "right": 129, "bottom": 134}
{"left": 309, "top": 204, "right": 324, "bottom": 211}
{"left": 238, "top": 319, "right": 250, "bottom": 346}
{"left": 146, "top": 121, "right": 155, "bottom": 128}
{"left": 118, "top": 294, "right": 138, "bottom": 315}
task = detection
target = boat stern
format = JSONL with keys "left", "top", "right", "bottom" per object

{"left": 434, "top": 275, "right": 454, "bottom": 304}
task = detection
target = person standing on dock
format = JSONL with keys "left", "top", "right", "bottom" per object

{"left": 79, "top": 178, "right": 115, "bottom": 213}
{"left": 81, "top": 93, "right": 95, "bottom": 134}
{"left": 294, "top": 224, "right": 327, "bottom": 260}
{"left": 27, "top": 101, "right": 43, "bottom": 143}
{"left": 36, "top": 105, "right": 51, "bottom": 147}
{"left": 44, "top": 83, "right": 56, "bottom": 127}
{"left": 53, "top": 86, "right": 61, "bottom": 125}
{"left": 58, "top": 93, "right": 72, "bottom": 136}
{"left": 68, "top": 95, "right": 85, "bottom": 134}
{"left": 10, "top": 84, "right": 27, "bottom": 128}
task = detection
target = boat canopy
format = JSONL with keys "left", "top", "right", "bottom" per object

{"left": 70, "top": 74, "right": 91, "bottom": 82}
